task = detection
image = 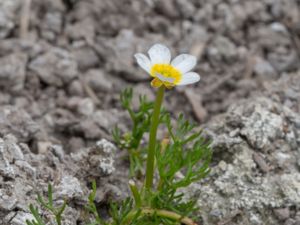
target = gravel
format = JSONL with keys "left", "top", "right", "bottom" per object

{"left": 1, "top": 0, "right": 300, "bottom": 224}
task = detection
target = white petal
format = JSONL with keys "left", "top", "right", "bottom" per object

{"left": 171, "top": 54, "right": 197, "bottom": 74}
{"left": 171, "top": 54, "right": 191, "bottom": 66}
{"left": 177, "top": 72, "right": 200, "bottom": 86}
{"left": 134, "top": 53, "right": 151, "bottom": 74}
{"left": 148, "top": 44, "right": 171, "bottom": 65}
{"left": 156, "top": 73, "right": 175, "bottom": 83}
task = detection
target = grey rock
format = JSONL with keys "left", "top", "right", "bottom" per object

{"left": 71, "top": 139, "right": 117, "bottom": 176}
{"left": 29, "top": 48, "right": 78, "bottom": 86}
{"left": 231, "top": 4, "right": 248, "bottom": 30}
{"left": 4, "top": 211, "right": 35, "bottom": 225}
{"left": 0, "top": 92, "right": 10, "bottom": 104}
{"left": 77, "top": 98, "right": 95, "bottom": 116}
{"left": 41, "top": 29, "right": 55, "bottom": 42}
{"left": 189, "top": 97, "right": 300, "bottom": 225}
{"left": 0, "top": 53, "right": 28, "bottom": 92}
{"left": 253, "top": 56, "right": 277, "bottom": 79}
{"left": 155, "top": 0, "right": 179, "bottom": 19}
{"left": 72, "top": 46, "right": 99, "bottom": 70}
{"left": 3, "top": 134, "right": 24, "bottom": 161}
{"left": 270, "top": 22, "right": 288, "bottom": 33}
{"left": 56, "top": 175, "right": 83, "bottom": 199}
{"left": 65, "top": 96, "right": 82, "bottom": 110}
{"left": 38, "top": 0, "right": 66, "bottom": 11}
{"left": 14, "top": 160, "right": 36, "bottom": 178}
{"left": 0, "top": 0, "right": 21, "bottom": 39}
{"left": 249, "top": 212, "right": 263, "bottom": 225}
{"left": 0, "top": 189, "right": 17, "bottom": 211}
{"left": 263, "top": 73, "right": 300, "bottom": 113}
{"left": 268, "top": 51, "right": 299, "bottom": 72}
{"left": 42, "top": 12, "right": 63, "bottom": 34}
{"left": 208, "top": 36, "right": 237, "bottom": 64}
{"left": 227, "top": 98, "right": 284, "bottom": 151}
{"left": 178, "top": 24, "right": 209, "bottom": 59}
{"left": 68, "top": 79, "right": 84, "bottom": 96}
{"left": 274, "top": 208, "right": 290, "bottom": 221}
{"left": 278, "top": 174, "right": 300, "bottom": 206}
{"left": 50, "top": 144, "right": 65, "bottom": 161}
{"left": 92, "top": 109, "right": 121, "bottom": 132}
{"left": 92, "top": 139, "right": 116, "bottom": 175}
{"left": 253, "top": 152, "right": 269, "bottom": 173}
{"left": 60, "top": 206, "right": 80, "bottom": 225}
{"left": 0, "top": 139, "right": 15, "bottom": 178}
{"left": 0, "top": 136, "right": 36, "bottom": 185}
{"left": 295, "top": 212, "right": 300, "bottom": 224}
{"left": 84, "top": 69, "right": 113, "bottom": 92}
{"left": 0, "top": 106, "right": 40, "bottom": 142}
{"left": 0, "top": 122, "right": 120, "bottom": 222}
{"left": 175, "top": 0, "right": 195, "bottom": 19}
{"left": 264, "top": 72, "right": 300, "bottom": 114}
{"left": 36, "top": 141, "right": 52, "bottom": 154}
{"left": 96, "top": 139, "right": 116, "bottom": 154}
{"left": 40, "top": 11, "right": 63, "bottom": 41}
{"left": 71, "top": 119, "right": 105, "bottom": 139}
{"left": 275, "top": 152, "right": 292, "bottom": 168}
{"left": 0, "top": 38, "right": 51, "bottom": 59}
{"left": 0, "top": 10, "right": 14, "bottom": 39}
{"left": 68, "top": 137, "right": 85, "bottom": 153}
{"left": 285, "top": 219, "right": 297, "bottom": 225}
{"left": 65, "top": 17, "right": 95, "bottom": 42}
{"left": 285, "top": 89, "right": 298, "bottom": 101}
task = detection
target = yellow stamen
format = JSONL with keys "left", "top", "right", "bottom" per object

{"left": 150, "top": 64, "right": 182, "bottom": 87}
{"left": 151, "top": 78, "right": 163, "bottom": 88}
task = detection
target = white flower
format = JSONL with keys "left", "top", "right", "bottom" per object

{"left": 134, "top": 44, "right": 200, "bottom": 88}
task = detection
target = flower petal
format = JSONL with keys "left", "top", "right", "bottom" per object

{"left": 177, "top": 72, "right": 200, "bottom": 86}
{"left": 134, "top": 53, "right": 152, "bottom": 74}
{"left": 156, "top": 73, "right": 175, "bottom": 83}
{"left": 148, "top": 44, "right": 171, "bottom": 65}
{"left": 171, "top": 54, "right": 197, "bottom": 74}
{"left": 151, "top": 78, "right": 163, "bottom": 88}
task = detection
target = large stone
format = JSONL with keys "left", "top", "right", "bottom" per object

{"left": 0, "top": 0, "right": 21, "bottom": 39}
{"left": 72, "top": 46, "right": 99, "bottom": 70}
{"left": 229, "top": 98, "right": 284, "bottom": 151}
{"left": 253, "top": 56, "right": 277, "bottom": 80}
{"left": 0, "top": 107, "right": 39, "bottom": 142}
{"left": 84, "top": 69, "right": 114, "bottom": 92}
{"left": 3, "top": 212, "right": 35, "bottom": 225}
{"left": 0, "top": 10, "right": 14, "bottom": 39}
{"left": 66, "top": 18, "right": 95, "bottom": 42}
{"left": 29, "top": 48, "right": 78, "bottom": 86}
{"left": 0, "top": 53, "right": 28, "bottom": 92}
{"left": 56, "top": 175, "right": 84, "bottom": 199}
{"left": 208, "top": 35, "right": 237, "bottom": 64}
{"left": 71, "top": 139, "right": 117, "bottom": 176}
{"left": 187, "top": 97, "right": 300, "bottom": 225}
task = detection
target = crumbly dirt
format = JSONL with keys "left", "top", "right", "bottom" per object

{"left": 0, "top": 0, "right": 300, "bottom": 224}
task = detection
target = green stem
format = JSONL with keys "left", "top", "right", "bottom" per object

{"left": 129, "top": 180, "right": 142, "bottom": 208}
{"left": 123, "top": 208, "right": 198, "bottom": 225}
{"left": 56, "top": 215, "right": 61, "bottom": 225}
{"left": 145, "top": 86, "right": 165, "bottom": 190}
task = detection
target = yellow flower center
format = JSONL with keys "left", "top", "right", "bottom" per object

{"left": 150, "top": 64, "right": 182, "bottom": 85}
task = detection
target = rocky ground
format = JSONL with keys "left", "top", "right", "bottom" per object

{"left": 0, "top": 0, "right": 300, "bottom": 224}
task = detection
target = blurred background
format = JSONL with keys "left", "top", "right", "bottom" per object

{"left": 0, "top": 0, "right": 300, "bottom": 224}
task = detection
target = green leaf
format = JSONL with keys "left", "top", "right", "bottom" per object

{"left": 27, "top": 204, "right": 46, "bottom": 225}
{"left": 48, "top": 183, "right": 53, "bottom": 209}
